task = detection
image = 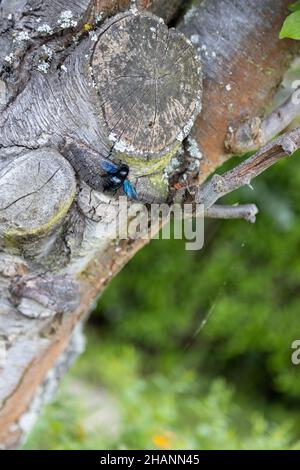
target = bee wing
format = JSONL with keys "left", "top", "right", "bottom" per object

{"left": 123, "top": 180, "right": 138, "bottom": 200}
{"left": 99, "top": 158, "right": 119, "bottom": 174}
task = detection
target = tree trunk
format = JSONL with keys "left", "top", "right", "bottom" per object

{"left": 0, "top": 0, "right": 297, "bottom": 449}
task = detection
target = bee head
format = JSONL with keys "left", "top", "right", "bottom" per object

{"left": 118, "top": 164, "right": 129, "bottom": 179}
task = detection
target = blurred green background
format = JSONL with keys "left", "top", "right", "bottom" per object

{"left": 24, "top": 154, "right": 300, "bottom": 450}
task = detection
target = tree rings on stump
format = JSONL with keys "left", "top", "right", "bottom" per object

{"left": 92, "top": 12, "right": 202, "bottom": 161}
{"left": 0, "top": 149, "right": 76, "bottom": 244}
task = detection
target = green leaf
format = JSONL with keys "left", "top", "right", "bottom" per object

{"left": 280, "top": 11, "right": 300, "bottom": 39}
{"left": 289, "top": 0, "right": 300, "bottom": 12}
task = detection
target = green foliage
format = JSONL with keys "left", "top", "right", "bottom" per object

{"left": 280, "top": 0, "right": 300, "bottom": 39}
{"left": 280, "top": 9, "right": 300, "bottom": 39}
{"left": 289, "top": 1, "right": 300, "bottom": 12}
{"left": 25, "top": 336, "right": 299, "bottom": 450}
{"left": 25, "top": 155, "right": 300, "bottom": 450}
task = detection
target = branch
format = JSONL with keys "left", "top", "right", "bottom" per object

{"left": 0, "top": 0, "right": 298, "bottom": 449}
{"left": 195, "top": 127, "right": 300, "bottom": 209}
{"left": 0, "top": 3, "right": 200, "bottom": 448}
{"left": 205, "top": 204, "right": 258, "bottom": 223}
{"left": 179, "top": 0, "right": 299, "bottom": 183}
{"left": 225, "top": 87, "right": 300, "bottom": 154}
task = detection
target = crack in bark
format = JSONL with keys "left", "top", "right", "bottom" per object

{"left": 0, "top": 167, "right": 61, "bottom": 211}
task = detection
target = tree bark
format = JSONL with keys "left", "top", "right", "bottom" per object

{"left": 179, "top": 0, "right": 297, "bottom": 182}
{"left": 0, "top": 0, "right": 298, "bottom": 449}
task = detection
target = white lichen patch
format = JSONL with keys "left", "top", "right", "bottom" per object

{"left": 58, "top": 10, "right": 78, "bottom": 29}
{"left": 176, "top": 131, "right": 184, "bottom": 142}
{"left": 190, "top": 34, "right": 200, "bottom": 45}
{"left": 114, "top": 140, "right": 128, "bottom": 153}
{"left": 4, "top": 52, "right": 14, "bottom": 64}
{"left": 95, "top": 13, "right": 103, "bottom": 24}
{"left": 187, "top": 136, "right": 203, "bottom": 160}
{"left": 176, "top": 115, "right": 199, "bottom": 143}
{"left": 42, "top": 44, "right": 53, "bottom": 59}
{"left": 15, "top": 31, "right": 30, "bottom": 41}
{"left": 37, "top": 24, "right": 53, "bottom": 34}
{"left": 130, "top": 0, "right": 139, "bottom": 15}
{"left": 187, "top": 158, "right": 200, "bottom": 173}
{"left": 108, "top": 132, "right": 118, "bottom": 143}
{"left": 72, "top": 33, "right": 80, "bottom": 45}
{"left": 193, "top": 43, "right": 218, "bottom": 61}
{"left": 37, "top": 45, "right": 53, "bottom": 74}
{"left": 89, "top": 31, "right": 98, "bottom": 42}
{"left": 37, "top": 61, "right": 50, "bottom": 74}
{"left": 169, "top": 156, "right": 182, "bottom": 171}
{"left": 184, "top": 5, "right": 197, "bottom": 24}
{"left": 162, "top": 148, "right": 185, "bottom": 182}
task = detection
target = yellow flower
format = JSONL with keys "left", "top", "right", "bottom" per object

{"left": 152, "top": 434, "right": 172, "bottom": 450}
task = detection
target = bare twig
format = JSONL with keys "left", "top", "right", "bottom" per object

{"left": 196, "top": 126, "right": 300, "bottom": 209}
{"left": 225, "top": 88, "right": 300, "bottom": 154}
{"left": 205, "top": 204, "right": 258, "bottom": 223}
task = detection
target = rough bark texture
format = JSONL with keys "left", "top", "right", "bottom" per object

{"left": 0, "top": 0, "right": 298, "bottom": 449}
{"left": 179, "top": 0, "right": 297, "bottom": 183}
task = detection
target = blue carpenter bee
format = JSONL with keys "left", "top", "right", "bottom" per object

{"left": 100, "top": 159, "right": 138, "bottom": 200}
{"left": 62, "top": 141, "right": 138, "bottom": 199}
